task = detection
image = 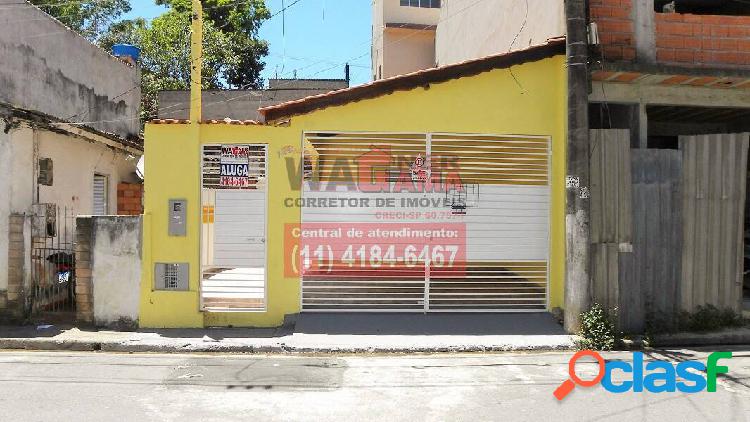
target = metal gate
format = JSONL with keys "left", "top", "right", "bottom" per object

{"left": 680, "top": 133, "right": 749, "bottom": 312}
{"left": 30, "top": 204, "right": 76, "bottom": 315}
{"left": 200, "top": 144, "right": 268, "bottom": 311}
{"left": 299, "top": 132, "right": 550, "bottom": 312}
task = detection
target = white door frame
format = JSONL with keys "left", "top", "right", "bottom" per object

{"left": 199, "top": 143, "right": 269, "bottom": 312}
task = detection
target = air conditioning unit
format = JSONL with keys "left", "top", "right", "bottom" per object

{"left": 154, "top": 263, "right": 189, "bottom": 291}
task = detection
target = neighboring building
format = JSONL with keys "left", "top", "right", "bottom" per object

{"left": 371, "top": 0, "right": 565, "bottom": 79}
{"left": 374, "top": 0, "right": 750, "bottom": 330}
{"left": 585, "top": 1, "right": 750, "bottom": 329}
{"left": 435, "top": 0, "right": 564, "bottom": 66}
{"left": 0, "top": 1, "right": 141, "bottom": 139}
{"left": 372, "top": 0, "right": 440, "bottom": 80}
{"left": 157, "top": 78, "right": 350, "bottom": 121}
{"left": 140, "top": 41, "right": 567, "bottom": 328}
{"left": 0, "top": 0, "right": 143, "bottom": 320}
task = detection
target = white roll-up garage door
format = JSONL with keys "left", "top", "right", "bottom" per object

{"left": 299, "top": 132, "right": 549, "bottom": 312}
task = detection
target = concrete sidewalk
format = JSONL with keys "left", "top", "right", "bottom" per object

{"left": 0, "top": 313, "right": 576, "bottom": 353}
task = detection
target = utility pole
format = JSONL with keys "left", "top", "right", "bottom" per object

{"left": 190, "top": 0, "right": 203, "bottom": 123}
{"left": 564, "top": 0, "right": 591, "bottom": 333}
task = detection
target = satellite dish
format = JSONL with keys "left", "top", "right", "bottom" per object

{"left": 136, "top": 155, "right": 145, "bottom": 180}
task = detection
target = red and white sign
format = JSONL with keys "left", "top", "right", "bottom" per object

{"left": 284, "top": 222, "right": 466, "bottom": 277}
{"left": 220, "top": 145, "right": 251, "bottom": 187}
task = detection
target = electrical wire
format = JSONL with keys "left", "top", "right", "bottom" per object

{"left": 50, "top": 0, "right": 495, "bottom": 127}
{"left": 159, "top": 0, "right": 494, "bottom": 116}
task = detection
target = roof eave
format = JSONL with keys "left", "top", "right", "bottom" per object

{"left": 259, "top": 38, "right": 566, "bottom": 122}
{"left": 0, "top": 102, "right": 143, "bottom": 152}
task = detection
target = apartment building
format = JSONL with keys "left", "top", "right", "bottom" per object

{"left": 372, "top": 0, "right": 441, "bottom": 79}
{"left": 372, "top": 0, "right": 565, "bottom": 79}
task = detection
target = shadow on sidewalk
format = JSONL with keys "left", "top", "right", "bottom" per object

{"left": 0, "top": 312, "right": 566, "bottom": 341}
{"left": 292, "top": 312, "right": 565, "bottom": 336}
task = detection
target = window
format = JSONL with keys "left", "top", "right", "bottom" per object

{"left": 400, "top": 0, "right": 441, "bottom": 8}
{"left": 93, "top": 174, "right": 108, "bottom": 215}
{"left": 655, "top": 0, "right": 750, "bottom": 15}
{"left": 37, "top": 158, "right": 53, "bottom": 186}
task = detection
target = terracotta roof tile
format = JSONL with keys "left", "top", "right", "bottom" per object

{"left": 201, "top": 119, "right": 262, "bottom": 125}
{"left": 259, "top": 38, "right": 566, "bottom": 122}
{"left": 150, "top": 119, "right": 191, "bottom": 124}
{"left": 149, "top": 118, "right": 263, "bottom": 125}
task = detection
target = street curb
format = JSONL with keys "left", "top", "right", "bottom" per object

{"left": 650, "top": 328, "right": 750, "bottom": 347}
{"left": 0, "top": 338, "right": 576, "bottom": 354}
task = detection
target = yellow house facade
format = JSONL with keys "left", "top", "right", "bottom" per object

{"left": 140, "top": 39, "right": 568, "bottom": 328}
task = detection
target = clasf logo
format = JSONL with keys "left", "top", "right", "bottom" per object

{"left": 554, "top": 350, "right": 732, "bottom": 400}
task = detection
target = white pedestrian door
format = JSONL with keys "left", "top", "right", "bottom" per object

{"left": 200, "top": 145, "right": 268, "bottom": 311}
{"left": 213, "top": 190, "right": 266, "bottom": 268}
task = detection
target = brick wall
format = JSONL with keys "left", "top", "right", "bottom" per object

{"left": 75, "top": 217, "right": 93, "bottom": 323}
{"left": 591, "top": 2, "right": 750, "bottom": 68}
{"left": 117, "top": 183, "right": 143, "bottom": 215}
{"left": 655, "top": 13, "right": 750, "bottom": 67}
{"left": 590, "top": 0, "right": 636, "bottom": 61}
{"left": 5, "top": 214, "right": 26, "bottom": 318}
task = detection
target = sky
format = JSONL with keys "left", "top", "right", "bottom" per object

{"left": 124, "top": 0, "right": 373, "bottom": 86}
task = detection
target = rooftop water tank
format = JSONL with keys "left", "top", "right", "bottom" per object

{"left": 112, "top": 44, "right": 141, "bottom": 65}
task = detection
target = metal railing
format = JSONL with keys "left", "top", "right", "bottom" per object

{"left": 30, "top": 205, "right": 76, "bottom": 315}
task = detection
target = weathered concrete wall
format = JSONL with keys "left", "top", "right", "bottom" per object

{"left": 35, "top": 129, "right": 139, "bottom": 215}
{"left": 267, "top": 79, "right": 348, "bottom": 90}
{"left": 158, "top": 83, "right": 348, "bottom": 121}
{"left": 0, "top": 0, "right": 140, "bottom": 139}
{"left": 0, "top": 121, "right": 139, "bottom": 316}
{"left": 0, "top": 129, "right": 9, "bottom": 294}
{"left": 436, "top": 0, "right": 565, "bottom": 66}
{"left": 78, "top": 216, "right": 141, "bottom": 327}
{"left": 2, "top": 124, "right": 139, "bottom": 219}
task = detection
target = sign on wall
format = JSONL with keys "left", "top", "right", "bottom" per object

{"left": 220, "top": 145, "right": 251, "bottom": 187}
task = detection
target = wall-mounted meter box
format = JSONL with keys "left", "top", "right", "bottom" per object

{"left": 168, "top": 199, "right": 187, "bottom": 236}
{"left": 154, "top": 263, "right": 189, "bottom": 291}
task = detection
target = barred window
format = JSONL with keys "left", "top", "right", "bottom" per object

{"left": 400, "top": 0, "right": 440, "bottom": 8}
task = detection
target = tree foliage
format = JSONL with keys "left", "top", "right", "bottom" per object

{"left": 29, "top": 0, "right": 131, "bottom": 42}
{"left": 34, "top": 0, "right": 271, "bottom": 124}
{"left": 155, "top": 0, "right": 271, "bottom": 89}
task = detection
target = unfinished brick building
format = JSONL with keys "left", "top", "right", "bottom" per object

{"left": 585, "top": 0, "right": 750, "bottom": 330}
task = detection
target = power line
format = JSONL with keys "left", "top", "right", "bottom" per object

{"left": 269, "top": 0, "right": 304, "bottom": 19}
{"left": 52, "top": 0, "right": 494, "bottom": 126}
{"left": 69, "top": 0, "right": 493, "bottom": 124}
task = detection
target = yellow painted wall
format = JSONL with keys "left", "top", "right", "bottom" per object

{"left": 140, "top": 55, "right": 567, "bottom": 328}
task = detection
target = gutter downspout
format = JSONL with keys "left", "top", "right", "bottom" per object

{"left": 564, "top": 0, "right": 591, "bottom": 332}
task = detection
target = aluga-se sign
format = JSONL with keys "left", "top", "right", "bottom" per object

{"left": 554, "top": 350, "right": 732, "bottom": 400}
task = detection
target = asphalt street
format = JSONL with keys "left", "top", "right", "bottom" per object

{"left": 0, "top": 348, "right": 748, "bottom": 421}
